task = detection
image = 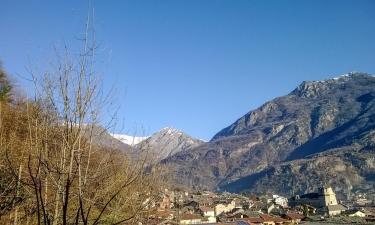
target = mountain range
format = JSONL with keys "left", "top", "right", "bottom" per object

{"left": 112, "top": 127, "right": 203, "bottom": 162}
{"left": 160, "top": 72, "right": 375, "bottom": 198}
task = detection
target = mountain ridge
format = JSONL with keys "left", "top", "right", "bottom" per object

{"left": 162, "top": 72, "right": 375, "bottom": 197}
{"left": 135, "top": 127, "right": 204, "bottom": 161}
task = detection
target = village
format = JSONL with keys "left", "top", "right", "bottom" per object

{"left": 145, "top": 186, "right": 375, "bottom": 225}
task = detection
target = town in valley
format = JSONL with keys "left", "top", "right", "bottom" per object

{"left": 145, "top": 185, "right": 375, "bottom": 224}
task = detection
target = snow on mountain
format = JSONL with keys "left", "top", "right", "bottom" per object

{"left": 112, "top": 134, "right": 149, "bottom": 146}
{"left": 135, "top": 127, "right": 204, "bottom": 161}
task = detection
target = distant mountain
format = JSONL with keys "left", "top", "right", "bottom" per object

{"left": 83, "top": 125, "right": 131, "bottom": 152}
{"left": 163, "top": 72, "right": 375, "bottom": 197}
{"left": 136, "top": 127, "right": 204, "bottom": 162}
{"left": 112, "top": 133, "right": 149, "bottom": 146}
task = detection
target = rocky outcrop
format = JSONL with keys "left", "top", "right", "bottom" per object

{"left": 136, "top": 127, "right": 204, "bottom": 162}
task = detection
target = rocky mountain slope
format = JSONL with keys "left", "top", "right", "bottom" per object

{"left": 163, "top": 72, "right": 375, "bottom": 197}
{"left": 135, "top": 127, "right": 204, "bottom": 161}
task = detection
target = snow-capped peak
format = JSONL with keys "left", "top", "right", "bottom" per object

{"left": 305, "top": 72, "right": 370, "bottom": 84}
{"left": 112, "top": 133, "right": 149, "bottom": 146}
{"left": 160, "top": 127, "right": 183, "bottom": 135}
{"left": 332, "top": 73, "right": 350, "bottom": 80}
{"left": 161, "top": 127, "right": 177, "bottom": 131}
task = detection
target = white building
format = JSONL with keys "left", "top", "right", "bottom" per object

{"left": 199, "top": 206, "right": 215, "bottom": 217}
{"left": 272, "top": 194, "right": 288, "bottom": 207}
{"left": 215, "top": 200, "right": 236, "bottom": 215}
{"left": 180, "top": 214, "right": 202, "bottom": 224}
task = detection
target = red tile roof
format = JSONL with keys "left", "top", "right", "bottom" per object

{"left": 260, "top": 214, "right": 287, "bottom": 222}
{"left": 245, "top": 217, "right": 263, "bottom": 223}
{"left": 200, "top": 206, "right": 215, "bottom": 212}
{"left": 284, "top": 213, "right": 305, "bottom": 220}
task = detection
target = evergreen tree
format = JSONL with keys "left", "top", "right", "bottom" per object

{"left": 0, "top": 63, "right": 11, "bottom": 101}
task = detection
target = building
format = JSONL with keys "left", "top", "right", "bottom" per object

{"left": 260, "top": 214, "right": 288, "bottom": 225}
{"left": 201, "top": 216, "right": 217, "bottom": 223}
{"left": 290, "top": 186, "right": 337, "bottom": 208}
{"left": 215, "top": 200, "right": 236, "bottom": 215}
{"left": 244, "top": 217, "right": 264, "bottom": 225}
{"left": 272, "top": 195, "right": 288, "bottom": 208}
{"left": 199, "top": 206, "right": 215, "bottom": 217}
{"left": 179, "top": 214, "right": 203, "bottom": 224}
{"left": 326, "top": 204, "right": 347, "bottom": 216}
{"left": 282, "top": 213, "right": 305, "bottom": 224}
{"left": 345, "top": 209, "right": 366, "bottom": 217}
{"left": 289, "top": 186, "right": 346, "bottom": 216}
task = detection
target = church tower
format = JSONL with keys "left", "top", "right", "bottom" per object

{"left": 321, "top": 186, "right": 338, "bottom": 206}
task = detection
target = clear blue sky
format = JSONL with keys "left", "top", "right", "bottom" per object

{"left": 1, "top": 0, "right": 375, "bottom": 140}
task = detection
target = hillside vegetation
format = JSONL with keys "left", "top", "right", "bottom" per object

{"left": 0, "top": 47, "right": 164, "bottom": 225}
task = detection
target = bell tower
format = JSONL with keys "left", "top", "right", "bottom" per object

{"left": 322, "top": 186, "right": 338, "bottom": 206}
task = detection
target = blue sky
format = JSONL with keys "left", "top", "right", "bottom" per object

{"left": 1, "top": 0, "right": 375, "bottom": 140}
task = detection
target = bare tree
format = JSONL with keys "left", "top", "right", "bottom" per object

{"left": 1, "top": 12, "right": 165, "bottom": 225}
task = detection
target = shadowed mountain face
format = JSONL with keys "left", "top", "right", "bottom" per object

{"left": 163, "top": 73, "right": 375, "bottom": 196}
